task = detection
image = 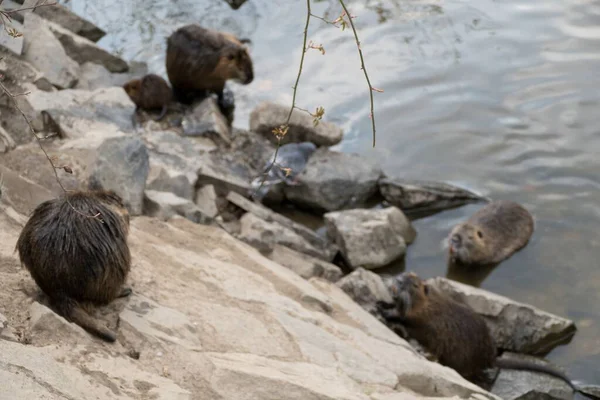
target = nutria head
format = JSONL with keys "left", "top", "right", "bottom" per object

{"left": 388, "top": 271, "right": 430, "bottom": 317}
{"left": 448, "top": 223, "right": 488, "bottom": 266}
{"left": 220, "top": 44, "right": 254, "bottom": 85}
{"left": 88, "top": 190, "right": 130, "bottom": 231}
{"left": 123, "top": 79, "right": 142, "bottom": 105}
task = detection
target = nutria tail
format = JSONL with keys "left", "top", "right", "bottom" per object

{"left": 54, "top": 296, "right": 117, "bottom": 343}
{"left": 496, "top": 357, "right": 575, "bottom": 390}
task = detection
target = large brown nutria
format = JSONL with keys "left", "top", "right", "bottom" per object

{"left": 447, "top": 200, "right": 534, "bottom": 267}
{"left": 165, "top": 24, "right": 253, "bottom": 118}
{"left": 16, "top": 190, "right": 132, "bottom": 342}
{"left": 377, "top": 272, "right": 587, "bottom": 394}
{"left": 123, "top": 74, "right": 173, "bottom": 121}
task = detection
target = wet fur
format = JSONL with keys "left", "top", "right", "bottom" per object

{"left": 448, "top": 200, "right": 534, "bottom": 266}
{"left": 379, "top": 272, "right": 588, "bottom": 394}
{"left": 165, "top": 24, "right": 253, "bottom": 107}
{"left": 16, "top": 190, "right": 132, "bottom": 342}
{"left": 123, "top": 74, "right": 173, "bottom": 121}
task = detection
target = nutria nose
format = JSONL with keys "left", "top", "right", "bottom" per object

{"left": 450, "top": 234, "right": 462, "bottom": 247}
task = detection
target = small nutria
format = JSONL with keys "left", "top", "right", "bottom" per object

{"left": 165, "top": 24, "right": 254, "bottom": 115}
{"left": 123, "top": 74, "right": 174, "bottom": 121}
{"left": 377, "top": 272, "right": 587, "bottom": 394}
{"left": 16, "top": 190, "right": 132, "bottom": 342}
{"left": 447, "top": 200, "right": 534, "bottom": 267}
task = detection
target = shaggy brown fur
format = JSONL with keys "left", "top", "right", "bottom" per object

{"left": 166, "top": 24, "right": 253, "bottom": 109}
{"left": 123, "top": 74, "right": 173, "bottom": 121}
{"left": 16, "top": 190, "right": 132, "bottom": 342}
{"left": 448, "top": 200, "right": 534, "bottom": 267}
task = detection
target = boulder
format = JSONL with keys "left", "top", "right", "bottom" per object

{"left": 325, "top": 207, "right": 415, "bottom": 270}
{"left": 0, "top": 168, "right": 501, "bottom": 400}
{"left": 0, "top": 48, "right": 52, "bottom": 145}
{"left": 75, "top": 61, "right": 149, "bottom": 91}
{"left": 46, "top": 19, "right": 128, "bottom": 72}
{"left": 428, "top": 277, "right": 577, "bottom": 354}
{"left": 491, "top": 352, "right": 573, "bottom": 400}
{"left": 268, "top": 244, "right": 343, "bottom": 282}
{"left": 378, "top": 177, "right": 489, "bottom": 217}
{"left": 181, "top": 97, "right": 231, "bottom": 145}
{"left": 238, "top": 212, "right": 328, "bottom": 259}
{"left": 143, "top": 190, "right": 213, "bottom": 225}
{"left": 250, "top": 101, "right": 343, "bottom": 147}
{"left": 284, "top": 148, "right": 383, "bottom": 212}
{"left": 22, "top": 13, "right": 79, "bottom": 89}
{"left": 226, "top": 191, "right": 337, "bottom": 261}
{"left": 25, "top": 86, "right": 136, "bottom": 143}
{"left": 147, "top": 165, "right": 193, "bottom": 201}
{"left": 336, "top": 267, "right": 394, "bottom": 319}
{"left": 197, "top": 151, "right": 255, "bottom": 197}
{"left": 22, "top": 0, "right": 106, "bottom": 42}
{"left": 230, "top": 128, "right": 276, "bottom": 173}
{"left": 194, "top": 184, "right": 219, "bottom": 219}
{"left": 88, "top": 136, "right": 150, "bottom": 215}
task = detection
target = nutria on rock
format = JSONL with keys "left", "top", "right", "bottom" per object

{"left": 377, "top": 272, "right": 592, "bottom": 396}
{"left": 166, "top": 24, "right": 253, "bottom": 119}
{"left": 123, "top": 74, "right": 174, "bottom": 121}
{"left": 16, "top": 190, "right": 132, "bottom": 342}
{"left": 447, "top": 200, "right": 534, "bottom": 267}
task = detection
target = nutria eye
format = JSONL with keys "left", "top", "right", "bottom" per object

{"left": 477, "top": 231, "right": 483, "bottom": 239}
{"left": 227, "top": 54, "right": 235, "bottom": 60}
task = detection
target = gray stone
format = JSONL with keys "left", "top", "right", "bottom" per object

{"left": 336, "top": 267, "right": 394, "bottom": 320}
{"left": 22, "top": 13, "right": 79, "bottom": 89}
{"left": 251, "top": 141, "right": 317, "bottom": 201}
{"left": 26, "top": 86, "right": 136, "bottom": 143}
{"left": 284, "top": 148, "right": 383, "bottom": 212}
{"left": 239, "top": 212, "right": 328, "bottom": 260}
{"left": 379, "top": 177, "right": 489, "bottom": 216}
{"left": 325, "top": 207, "right": 414, "bottom": 270}
{"left": 579, "top": 385, "right": 600, "bottom": 399}
{"left": 226, "top": 191, "right": 337, "bottom": 261}
{"left": 0, "top": 49, "right": 52, "bottom": 145}
{"left": 195, "top": 184, "right": 219, "bottom": 219}
{"left": 23, "top": 0, "right": 106, "bottom": 42}
{"left": 182, "top": 97, "right": 231, "bottom": 145}
{"left": 46, "top": 19, "right": 128, "bottom": 73}
{"left": 269, "top": 244, "right": 343, "bottom": 282}
{"left": 491, "top": 352, "right": 573, "bottom": 400}
{"left": 197, "top": 151, "right": 254, "bottom": 197}
{"left": 144, "top": 190, "right": 212, "bottom": 225}
{"left": 428, "top": 277, "right": 577, "bottom": 354}
{"left": 0, "top": 18, "right": 24, "bottom": 55}
{"left": 75, "top": 61, "right": 149, "bottom": 91}
{"left": 147, "top": 166, "right": 193, "bottom": 201}
{"left": 230, "top": 128, "right": 276, "bottom": 173}
{"left": 250, "top": 101, "right": 343, "bottom": 147}
{"left": 29, "top": 301, "right": 88, "bottom": 339}
{"left": 89, "top": 136, "right": 150, "bottom": 215}
{"left": 141, "top": 130, "right": 214, "bottom": 194}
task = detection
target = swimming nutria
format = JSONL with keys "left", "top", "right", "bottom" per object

{"left": 447, "top": 200, "right": 534, "bottom": 267}
{"left": 123, "top": 74, "right": 173, "bottom": 121}
{"left": 377, "top": 272, "right": 589, "bottom": 395}
{"left": 165, "top": 24, "right": 254, "bottom": 118}
{"left": 16, "top": 190, "right": 132, "bottom": 342}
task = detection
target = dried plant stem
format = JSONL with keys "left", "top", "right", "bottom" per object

{"left": 337, "top": 0, "right": 377, "bottom": 147}
{"left": 0, "top": 1, "right": 57, "bottom": 35}
{"left": 0, "top": 71, "right": 100, "bottom": 220}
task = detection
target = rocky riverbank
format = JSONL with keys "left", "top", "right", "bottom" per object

{"left": 0, "top": 2, "right": 588, "bottom": 399}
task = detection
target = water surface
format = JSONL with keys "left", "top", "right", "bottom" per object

{"left": 63, "top": 0, "right": 600, "bottom": 383}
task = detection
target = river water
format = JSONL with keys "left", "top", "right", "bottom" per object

{"left": 63, "top": 0, "right": 600, "bottom": 384}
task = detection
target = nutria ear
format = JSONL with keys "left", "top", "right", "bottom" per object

{"left": 239, "top": 37, "right": 252, "bottom": 45}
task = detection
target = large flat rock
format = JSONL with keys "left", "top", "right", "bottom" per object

{"left": 0, "top": 166, "right": 500, "bottom": 400}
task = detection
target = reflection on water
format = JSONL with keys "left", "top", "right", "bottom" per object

{"left": 63, "top": 0, "right": 600, "bottom": 383}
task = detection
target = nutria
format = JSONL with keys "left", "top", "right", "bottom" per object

{"left": 447, "top": 200, "right": 534, "bottom": 267}
{"left": 16, "top": 190, "right": 132, "bottom": 342}
{"left": 165, "top": 24, "right": 254, "bottom": 118}
{"left": 123, "top": 74, "right": 173, "bottom": 121}
{"left": 377, "top": 272, "right": 590, "bottom": 395}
